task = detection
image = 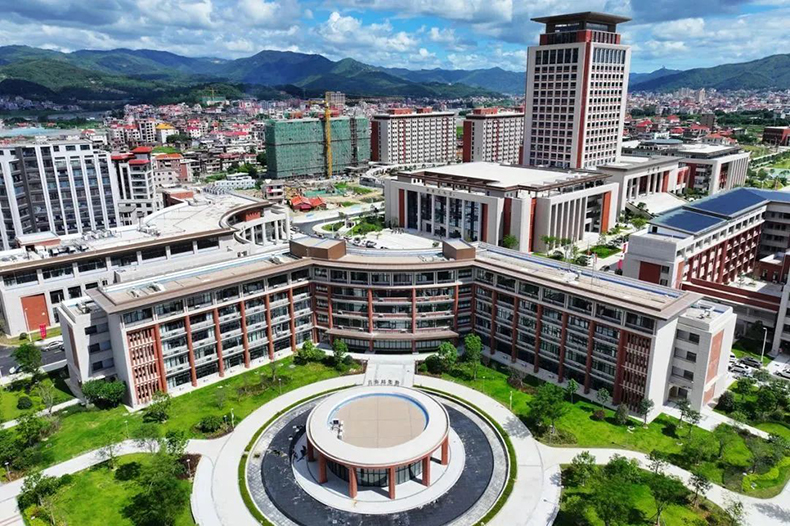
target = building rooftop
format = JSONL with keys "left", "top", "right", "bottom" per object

{"left": 599, "top": 154, "right": 679, "bottom": 172}
{"left": 410, "top": 162, "right": 608, "bottom": 191}
{"left": 672, "top": 143, "right": 743, "bottom": 157}
{"left": 531, "top": 11, "right": 631, "bottom": 25}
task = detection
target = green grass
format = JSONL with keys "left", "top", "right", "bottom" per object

{"left": 152, "top": 146, "right": 180, "bottom": 154}
{"left": 323, "top": 221, "right": 344, "bottom": 232}
{"left": 22, "top": 454, "right": 193, "bottom": 526}
{"left": 555, "top": 466, "right": 725, "bottom": 526}
{"left": 0, "top": 326, "right": 62, "bottom": 346}
{"left": 340, "top": 201, "right": 357, "bottom": 207}
{"left": 437, "top": 362, "right": 784, "bottom": 496}
{"left": 731, "top": 338, "right": 772, "bottom": 364}
{"left": 29, "top": 358, "right": 343, "bottom": 469}
{"left": 755, "top": 421, "right": 790, "bottom": 441}
{"left": 588, "top": 245, "right": 621, "bottom": 259}
{"left": 350, "top": 185, "right": 373, "bottom": 195}
{"left": 1, "top": 372, "right": 74, "bottom": 423}
{"left": 349, "top": 216, "right": 384, "bottom": 235}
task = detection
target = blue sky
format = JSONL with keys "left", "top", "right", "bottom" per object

{"left": 0, "top": 0, "right": 788, "bottom": 73}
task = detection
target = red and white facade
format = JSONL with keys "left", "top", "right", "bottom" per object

{"left": 111, "top": 146, "right": 161, "bottom": 225}
{"left": 462, "top": 108, "right": 524, "bottom": 165}
{"left": 523, "top": 12, "right": 631, "bottom": 170}
{"left": 371, "top": 108, "right": 455, "bottom": 165}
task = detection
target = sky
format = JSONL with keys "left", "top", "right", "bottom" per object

{"left": 0, "top": 0, "right": 788, "bottom": 73}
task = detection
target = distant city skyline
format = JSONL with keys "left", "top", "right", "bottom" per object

{"left": 2, "top": 1, "right": 788, "bottom": 73}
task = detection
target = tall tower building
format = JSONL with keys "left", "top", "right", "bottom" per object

{"left": 523, "top": 12, "right": 631, "bottom": 170}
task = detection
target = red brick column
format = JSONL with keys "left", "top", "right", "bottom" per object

{"left": 388, "top": 467, "right": 396, "bottom": 499}
{"left": 348, "top": 465, "right": 358, "bottom": 498}
{"left": 584, "top": 322, "right": 596, "bottom": 394}
{"left": 441, "top": 436, "right": 449, "bottom": 465}
{"left": 183, "top": 316, "right": 197, "bottom": 386}
{"left": 422, "top": 456, "right": 431, "bottom": 486}
{"left": 264, "top": 295, "right": 275, "bottom": 360}
{"left": 213, "top": 308, "right": 224, "bottom": 377}
{"left": 239, "top": 301, "right": 250, "bottom": 368}
{"left": 318, "top": 453, "right": 327, "bottom": 484}
{"left": 533, "top": 305, "right": 543, "bottom": 373}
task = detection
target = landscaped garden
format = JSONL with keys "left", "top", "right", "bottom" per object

{"left": 0, "top": 371, "right": 73, "bottom": 423}
{"left": 0, "top": 354, "right": 345, "bottom": 479}
{"left": 715, "top": 374, "right": 790, "bottom": 443}
{"left": 423, "top": 338, "right": 790, "bottom": 498}
{"left": 555, "top": 454, "right": 736, "bottom": 526}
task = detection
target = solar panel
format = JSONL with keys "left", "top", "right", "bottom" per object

{"left": 651, "top": 209, "right": 725, "bottom": 234}
{"left": 687, "top": 188, "right": 768, "bottom": 218}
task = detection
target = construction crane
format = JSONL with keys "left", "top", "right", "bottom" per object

{"left": 324, "top": 91, "right": 332, "bottom": 177}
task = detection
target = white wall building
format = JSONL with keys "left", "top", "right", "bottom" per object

{"left": 462, "top": 108, "right": 524, "bottom": 165}
{"left": 371, "top": 108, "right": 455, "bottom": 165}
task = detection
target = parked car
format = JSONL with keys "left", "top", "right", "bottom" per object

{"left": 731, "top": 365, "right": 751, "bottom": 376}
{"left": 740, "top": 357, "right": 762, "bottom": 369}
{"left": 41, "top": 340, "right": 63, "bottom": 352}
{"left": 776, "top": 369, "right": 790, "bottom": 380}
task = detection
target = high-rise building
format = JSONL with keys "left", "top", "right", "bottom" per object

{"left": 462, "top": 108, "right": 525, "bottom": 164}
{"left": 523, "top": 12, "right": 631, "bottom": 170}
{"left": 371, "top": 108, "right": 455, "bottom": 165}
{"left": 265, "top": 116, "right": 370, "bottom": 179}
{"left": 0, "top": 142, "right": 120, "bottom": 250}
{"left": 112, "top": 147, "right": 161, "bottom": 225}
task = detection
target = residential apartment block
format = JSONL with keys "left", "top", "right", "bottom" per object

{"left": 462, "top": 108, "right": 524, "bottom": 164}
{"left": 0, "top": 142, "right": 120, "bottom": 250}
{"left": 384, "top": 162, "right": 618, "bottom": 253}
{"left": 112, "top": 147, "right": 161, "bottom": 225}
{"left": 60, "top": 238, "right": 735, "bottom": 416}
{"left": 523, "top": 12, "right": 631, "bottom": 169}
{"left": 371, "top": 108, "right": 455, "bottom": 165}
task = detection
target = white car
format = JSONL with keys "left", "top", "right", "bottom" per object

{"left": 41, "top": 340, "right": 63, "bottom": 352}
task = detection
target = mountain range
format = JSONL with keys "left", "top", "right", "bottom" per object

{"left": 0, "top": 46, "right": 787, "bottom": 109}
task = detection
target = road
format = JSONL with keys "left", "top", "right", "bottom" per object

{"left": 0, "top": 345, "right": 65, "bottom": 376}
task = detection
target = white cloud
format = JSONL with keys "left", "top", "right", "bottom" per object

{"left": 233, "top": 0, "right": 300, "bottom": 27}
{"left": 334, "top": 0, "right": 513, "bottom": 23}
{"left": 316, "top": 12, "right": 418, "bottom": 54}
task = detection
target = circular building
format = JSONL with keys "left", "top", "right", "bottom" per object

{"left": 305, "top": 386, "right": 450, "bottom": 500}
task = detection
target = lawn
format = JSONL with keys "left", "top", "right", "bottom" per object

{"left": 1, "top": 371, "right": 74, "bottom": 423}
{"left": 731, "top": 337, "right": 772, "bottom": 365}
{"left": 555, "top": 465, "right": 725, "bottom": 526}
{"left": 323, "top": 221, "right": 345, "bottom": 232}
{"left": 435, "top": 362, "right": 784, "bottom": 496}
{"left": 588, "top": 245, "right": 621, "bottom": 259}
{"left": 152, "top": 146, "right": 181, "bottom": 154}
{"left": 29, "top": 357, "right": 342, "bottom": 469}
{"left": 0, "top": 326, "right": 62, "bottom": 346}
{"left": 350, "top": 185, "right": 373, "bottom": 195}
{"left": 349, "top": 216, "right": 385, "bottom": 235}
{"left": 22, "top": 454, "right": 193, "bottom": 526}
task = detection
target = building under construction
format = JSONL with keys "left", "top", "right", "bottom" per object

{"left": 264, "top": 116, "right": 370, "bottom": 179}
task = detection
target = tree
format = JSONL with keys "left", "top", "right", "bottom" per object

{"left": 631, "top": 217, "right": 647, "bottom": 230}
{"left": 724, "top": 499, "right": 745, "bottom": 526}
{"left": 501, "top": 234, "right": 519, "bottom": 250}
{"left": 13, "top": 343, "right": 42, "bottom": 380}
{"left": 596, "top": 388, "right": 611, "bottom": 409}
{"left": 142, "top": 391, "right": 171, "bottom": 423}
{"left": 332, "top": 339, "right": 348, "bottom": 368}
{"left": 615, "top": 404, "right": 630, "bottom": 426}
{"left": 603, "top": 454, "right": 641, "bottom": 483}
{"left": 567, "top": 451, "right": 596, "bottom": 487}
{"left": 717, "top": 391, "right": 736, "bottom": 413}
{"left": 756, "top": 386, "right": 779, "bottom": 415}
{"left": 133, "top": 423, "right": 163, "bottom": 454}
{"left": 99, "top": 440, "right": 122, "bottom": 470}
{"left": 436, "top": 341, "right": 458, "bottom": 371}
{"left": 745, "top": 435, "right": 780, "bottom": 473}
{"left": 637, "top": 398, "right": 655, "bottom": 425}
{"left": 591, "top": 480, "right": 632, "bottom": 526}
{"left": 162, "top": 430, "right": 188, "bottom": 459}
{"left": 686, "top": 409, "right": 701, "bottom": 438}
{"left": 36, "top": 382, "right": 56, "bottom": 416}
{"left": 123, "top": 453, "right": 189, "bottom": 526}
{"left": 16, "top": 413, "right": 46, "bottom": 447}
{"left": 530, "top": 383, "right": 569, "bottom": 436}
{"left": 676, "top": 398, "right": 692, "bottom": 426}
{"left": 648, "top": 473, "right": 686, "bottom": 526}
{"left": 648, "top": 449, "right": 669, "bottom": 474}
{"left": 564, "top": 378, "right": 579, "bottom": 404}
{"left": 689, "top": 472, "right": 712, "bottom": 506}
{"left": 463, "top": 334, "right": 482, "bottom": 379}
{"left": 17, "top": 471, "right": 61, "bottom": 511}
{"left": 734, "top": 377, "right": 756, "bottom": 402}
{"left": 256, "top": 151, "right": 267, "bottom": 166}
{"left": 713, "top": 424, "right": 740, "bottom": 457}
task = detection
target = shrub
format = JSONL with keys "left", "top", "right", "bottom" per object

{"left": 142, "top": 391, "right": 171, "bottom": 423}
{"left": 16, "top": 396, "right": 33, "bottom": 410}
{"left": 18, "top": 472, "right": 62, "bottom": 511}
{"left": 717, "top": 391, "right": 736, "bottom": 413}
{"left": 82, "top": 379, "right": 127, "bottom": 408}
{"left": 615, "top": 404, "right": 630, "bottom": 425}
{"left": 449, "top": 363, "right": 474, "bottom": 381}
{"left": 197, "top": 415, "right": 225, "bottom": 434}
{"left": 424, "top": 355, "right": 444, "bottom": 375}
{"left": 592, "top": 409, "right": 606, "bottom": 421}
{"left": 295, "top": 341, "right": 325, "bottom": 364}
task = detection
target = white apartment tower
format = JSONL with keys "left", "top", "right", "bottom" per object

{"left": 111, "top": 147, "right": 161, "bottom": 225}
{"left": 462, "top": 108, "right": 525, "bottom": 165}
{"left": 0, "top": 142, "right": 120, "bottom": 250}
{"left": 523, "top": 12, "right": 631, "bottom": 170}
{"left": 371, "top": 108, "right": 455, "bottom": 165}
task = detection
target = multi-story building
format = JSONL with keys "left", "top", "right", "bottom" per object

{"left": 155, "top": 123, "right": 178, "bottom": 145}
{"left": 153, "top": 153, "right": 193, "bottom": 186}
{"left": 596, "top": 155, "right": 686, "bottom": 214}
{"left": 523, "top": 12, "right": 631, "bottom": 169}
{"left": 462, "top": 108, "right": 524, "bottom": 164}
{"left": 60, "top": 238, "right": 735, "bottom": 415}
{"left": 384, "top": 162, "right": 618, "bottom": 252}
{"left": 112, "top": 147, "right": 161, "bottom": 225}
{"left": 763, "top": 126, "right": 790, "bottom": 147}
{"left": 667, "top": 144, "right": 750, "bottom": 196}
{"left": 265, "top": 116, "right": 371, "bottom": 179}
{"left": 0, "top": 141, "right": 120, "bottom": 250}
{"left": 138, "top": 119, "right": 157, "bottom": 145}
{"left": 0, "top": 194, "right": 290, "bottom": 336}
{"left": 371, "top": 108, "right": 455, "bottom": 165}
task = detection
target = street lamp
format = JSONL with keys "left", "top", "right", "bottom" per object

{"left": 186, "top": 457, "right": 192, "bottom": 479}
{"left": 278, "top": 377, "right": 282, "bottom": 395}
{"left": 4, "top": 462, "right": 10, "bottom": 482}
{"left": 231, "top": 408, "right": 235, "bottom": 430}
{"left": 760, "top": 327, "right": 769, "bottom": 364}
{"left": 509, "top": 391, "right": 513, "bottom": 411}
{"left": 124, "top": 420, "right": 129, "bottom": 439}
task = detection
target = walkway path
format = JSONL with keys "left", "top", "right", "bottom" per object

{"left": 0, "top": 399, "right": 81, "bottom": 431}
{"left": 539, "top": 445, "right": 790, "bottom": 526}
{"left": 662, "top": 403, "right": 771, "bottom": 439}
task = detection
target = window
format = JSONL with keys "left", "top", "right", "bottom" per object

{"left": 91, "top": 358, "right": 114, "bottom": 372}
{"left": 122, "top": 308, "right": 153, "bottom": 325}
{"left": 111, "top": 252, "right": 138, "bottom": 267}
{"left": 170, "top": 242, "right": 193, "bottom": 255}
{"left": 77, "top": 258, "right": 107, "bottom": 273}
{"left": 196, "top": 237, "right": 219, "bottom": 250}
{"left": 42, "top": 264, "right": 74, "bottom": 281}
{"left": 141, "top": 247, "right": 166, "bottom": 261}
{"left": 155, "top": 300, "right": 183, "bottom": 317}
{"left": 187, "top": 292, "right": 212, "bottom": 310}
{"left": 68, "top": 286, "right": 82, "bottom": 299}
{"left": 3, "top": 270, "right": 38, "bottom": 287}
{"left": 88, "top": 340, "right": 111, "bottom": 354}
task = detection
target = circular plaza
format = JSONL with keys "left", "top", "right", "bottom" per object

{"left": 243, "top": 384, "right": 512, "bottom": 525}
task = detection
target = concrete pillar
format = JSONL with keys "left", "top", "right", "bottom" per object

{"left": 441, "top": 437, "right": 449, "bottom": 465}
{"left": 348, "top": 465, "right": 358, "bottom": 498}
{"left": 307, "top": 440, "right": 315, "bottom": 462}
{"left": 274, "top": 220, "right": 281, "bottom": 243}
{"left": 262, "top": 221, "right": 268, "bottom": 245}
{"left": 388, "top": 466, "right": 396, "bottom": 499}
{"left": 318, "top": 453, "right": 327, "bottom": 483}
{"left": 422, "top": 456, "right": 431, "bottom": 486}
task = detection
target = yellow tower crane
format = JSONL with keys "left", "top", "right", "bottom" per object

{"left": 324, "top": 91, "right": 332, "bottom": 177}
